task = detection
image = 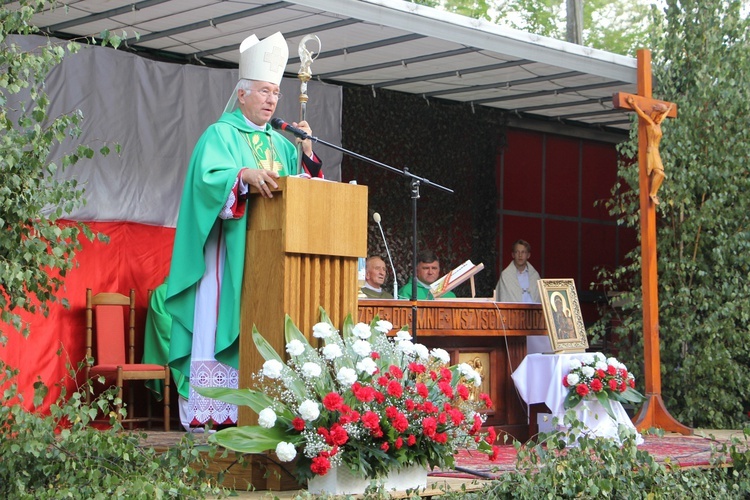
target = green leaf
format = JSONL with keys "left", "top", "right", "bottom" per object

{"left": 208, "top": 425, "right": 301, "bottom": 454}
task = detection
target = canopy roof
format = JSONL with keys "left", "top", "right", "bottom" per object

{"left": 30, "top": 0, "right": 638, "bottom": 133}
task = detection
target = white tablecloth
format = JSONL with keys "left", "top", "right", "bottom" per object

{"left": 511, "top": 352, "right": 642, "bottom": 443}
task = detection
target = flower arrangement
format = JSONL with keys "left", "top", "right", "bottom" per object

{"left": 562, "top": 353, "right": 645, "bottom": 420}
{"left": 196, "top": 311, "right": 498, "bottom": 484}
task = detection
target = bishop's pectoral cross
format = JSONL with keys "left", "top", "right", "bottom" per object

{"left": 612, "top": 49, "right": 691, "bottom": 435}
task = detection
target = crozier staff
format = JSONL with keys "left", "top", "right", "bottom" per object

{"left": 165, "top": 32, "right": 323, "bottom": 430}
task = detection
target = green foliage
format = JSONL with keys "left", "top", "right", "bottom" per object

{"left": 592, "top": 0, "right": 750, "bottom": 429}
{"left": 0, "top": 0, "right": 119, "bottom": 339}
{"left": 0, "top": 359, "right": 225, "bottom": 499}
{"left": 439, "top": 414, "right": 750, "bottom": 499}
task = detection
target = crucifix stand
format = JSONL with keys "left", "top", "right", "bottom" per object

{"left": 612, "top": 49, "right": 692, "bottom": 435}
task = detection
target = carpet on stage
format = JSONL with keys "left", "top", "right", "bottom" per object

{"left": 431, "top": 433, "right": 736, "bottom": 480}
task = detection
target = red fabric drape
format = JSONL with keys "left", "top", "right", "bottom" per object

{"left": 0, "top": 220, "right": 174, "bottom": 412}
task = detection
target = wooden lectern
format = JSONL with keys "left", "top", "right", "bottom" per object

{"left": 239, "top": 176, "right": 368, "bottom": 426}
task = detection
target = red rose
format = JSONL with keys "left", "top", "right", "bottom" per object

{"left": 292, "top": 417, "right": 306, "bottom": 431}
{"left": 590, "top": 379, "right": 603, "bottom": 392}
{"left": 310, "top": 456, "right": 331, "bottom": 475}
{"left": 422, "top": 417, "right": 437, "bottom": 438}
{"left": 457, "top": 384, "right": 470, "bottom": 400}
{"left": 438, "top": 380, "right": 454, "bottom": 399}
{"left": 386, "top": 380, "right": 403, "bottom": 398}
{"left": 576, "top": 383, "right": 590, "bottom": 397}
{"left": 392, "top": 413, "right": 409, "bottom": 433}
{"left": 409, "top": 362, "right": 426, "bottom": 374}
{"left": 323, "top": 392, "right": 344, "bottom": 411}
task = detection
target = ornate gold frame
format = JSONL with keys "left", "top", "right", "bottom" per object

{"left": 537, "top": 279, "right": 589, "bottom": 352}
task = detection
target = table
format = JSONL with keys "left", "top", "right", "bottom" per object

{"left": 511, "top": 352, "right": 643, "bottom": 443}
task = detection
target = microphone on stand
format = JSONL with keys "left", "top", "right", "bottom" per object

{"left": 270, "top": 117, "right": 311, "bottom": 140}
{"left": 373, "top": 212, "right": 398, "bottom": 299}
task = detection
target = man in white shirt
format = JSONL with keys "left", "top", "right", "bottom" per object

{"left": 495, "top": 239, "right": 549, "bottom": 353}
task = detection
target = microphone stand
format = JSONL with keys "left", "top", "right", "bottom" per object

{"left": 284, "top": 129, "right": 453, "bottom": 340}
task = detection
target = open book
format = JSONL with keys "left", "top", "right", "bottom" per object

{"left": 429, "top": 260, "right": 485, "bottom": 298}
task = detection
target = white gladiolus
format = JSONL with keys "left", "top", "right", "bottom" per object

{"left": 352, "top": 323, "right": 372, "bottom": 339}
{"left": 322, "top": 343, "right": 343, "bottom": 360}
{"left": 566, "top": 373, "right": 580, "bottom": 386}
{"left": 395, "top": 329, "right": 412, "bottom": 341}
{"left": 352, "top": 339, "right": 372, "bottom": 357}
{"left": 413, "top": 343, "right": 429, "bottom": 360}
{"left": 396, "top": 339, "right": 415, "bottom": 355}
{"left": 356, "top": 357, "right": 378, "bottom": 375}
{"left": 298, "top": 400, "right": 320, "bottom": 421}
{"left": 337, "top": 367, "right": 357, "bottom": 387}
{"left": 301, "top": 362, "right": 322, "bottom": 378}
{"left": 286, "top": 339, "right": 305, "bottom": 356}
{"left": 312, "top": 322, "right": 334, "bottom": 338}
{"left": 258, "top": 408, "right": 277, "bottom": 428}
{"left": 431, "top": 348, "right": 450, "bottom": 364}
{"left": 375, "top": 320, "right": 393, "bottom": 334}
{"left": 262, "top": 359, "right": 283, "bottom": 379}
{"left": 275, "top": 442, "right": 297, "bottom": 462}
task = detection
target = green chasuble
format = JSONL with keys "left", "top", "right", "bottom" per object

{"left": 165, "top": 109, "right": 300, "bottom": 399}
{"left": 398, "top": 278, "right": 457, "bottom": 300}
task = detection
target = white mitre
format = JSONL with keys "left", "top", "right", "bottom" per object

{"left": 238, "top": 31, "right": 289, "bottom": 85}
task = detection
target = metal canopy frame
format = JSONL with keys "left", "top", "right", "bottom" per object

{"left": 27, "top": 0, "right": 638, "bottom": 132}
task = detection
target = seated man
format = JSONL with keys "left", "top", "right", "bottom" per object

{"left": 359, "top": 255, "right": 393, "bottom": 299}
{"left": 398, "top": 249, "right": 456, "bottom": 300}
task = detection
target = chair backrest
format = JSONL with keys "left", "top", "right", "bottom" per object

{"left": 85, "top": 289, "right": 136, "bottom": 365}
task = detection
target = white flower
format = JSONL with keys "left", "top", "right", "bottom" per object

{"left": 375, "top": 320, "right": 393, "bottom": 334}
{"left": 566, "top": 373, "right": 581, "bottom": 386}
{"left": 471, "top": 371, "right": 482, "bottom": 387}
{"left": 301, "top": 362, "right": 322, "bottom": 378}
{"left": 581, "top": 366, "right": 595, "bottom": 378}
{"left": 298, "top": 399, "right": 320, "bottom": 421}
{"left": 352, "top": 339, "right": 372, "bottom": 357}
{"left": 352, "top": 323, "right": 372, "bottom": 339}
{"left": 312, "top": 322, "right": 334, "bottom": 338}
{"left": 262, "top": 359, "right": 283, "bottom": 379}
{"left": 594, "top": 352, "right": 607, "bottom": 363}
{"left": 336, "top": 367, "right": 358, "bottom": 387}
{"left": 395, "top": 329, "right": 412, "bottom": 341}
{"left": 396, "top": 339, "right": 415, "bottom": 355}
{"left": 275, "top": 442, "right": 297, "bottom": 462}
{"left": 286, "top": 339, "right": 305, "bottom": 357}
{"left": 322, "top": 343, "right": 343, "bottom": 360}
{"left": 580, "top": 353, "right": 595, "bottom": 365}
{"left": 457, "top": 363, "right": 475, "bottom": 377}
{"left": 356, "top": 357, "right": 378, "bottom": 375}
{"left": 430, "top": 348, "right": 450, "bottom": 364}
{"left": 258, "top": 408, "right": 277, "bottom": 428}
{"left": 594, "top": 360, "right": 608, "bottom": 371}
{"left": 413, "top": 343, "right": 429, "bottom": 360}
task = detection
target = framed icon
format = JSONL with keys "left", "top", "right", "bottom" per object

{"left": 537, "top": 279, "right": 589, "bottom": 353}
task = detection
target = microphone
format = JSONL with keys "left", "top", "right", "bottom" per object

{"left": 270, "top": 117, "right": 311, "bottom": 140}
{"left": 373, "top": 212, "right": 398, "bottom": 299}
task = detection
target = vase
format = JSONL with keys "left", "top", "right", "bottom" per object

{"left": 307, "top": 464, "right": 428, "bottom": 495}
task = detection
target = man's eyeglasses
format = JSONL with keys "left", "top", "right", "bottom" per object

{"left": 250, "top": 88, "right": 282, "bottom": 100}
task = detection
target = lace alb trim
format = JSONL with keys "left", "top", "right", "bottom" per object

{"left": 188, "top": 360, "right": 239, "bottom": 425}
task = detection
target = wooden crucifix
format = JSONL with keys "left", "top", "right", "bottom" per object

{"left": 612, "top": 49, "right": 692, "bottom": 435}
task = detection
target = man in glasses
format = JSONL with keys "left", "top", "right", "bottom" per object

{"left": 165, "top": 32, "right": 323, "bottom": 430}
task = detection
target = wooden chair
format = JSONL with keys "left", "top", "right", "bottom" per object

{"left": 85, "top": 288, "right": 170, "bottom": 431}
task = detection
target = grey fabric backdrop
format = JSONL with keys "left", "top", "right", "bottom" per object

{"left": 12, "top": 35, "right": 342, "bottom": 227}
